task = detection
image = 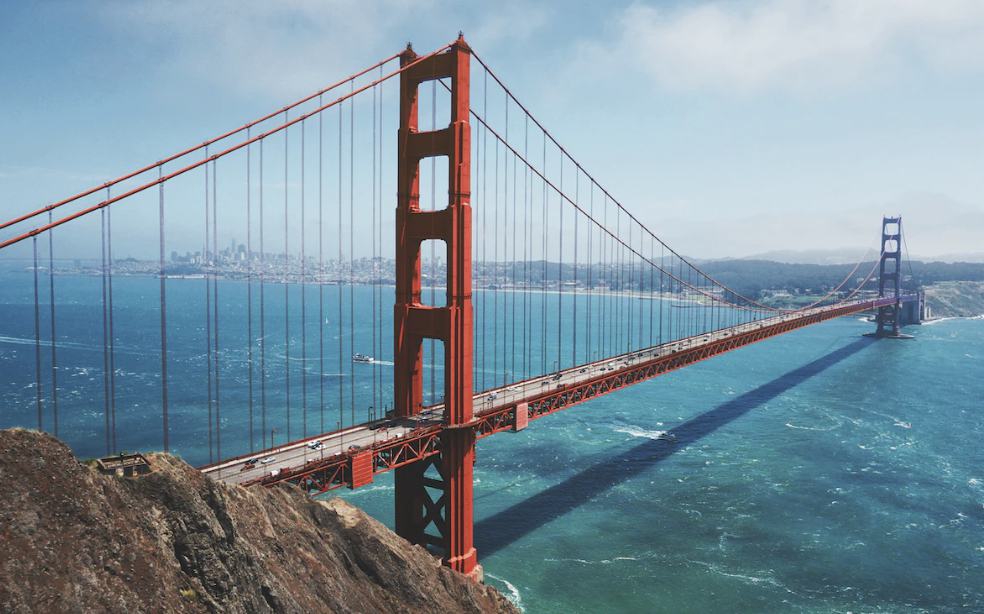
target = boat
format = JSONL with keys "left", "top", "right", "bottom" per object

{"left": 353, "top": 353, "right": 374, "bottom": 363}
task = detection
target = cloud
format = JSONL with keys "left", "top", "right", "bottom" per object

{"left": 97, "top": 0, "right": 438, "bottom": 101}
{"left": 612, "top": 0, "right": 984, "bottom": 94}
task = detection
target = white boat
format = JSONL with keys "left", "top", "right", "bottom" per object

{"left": 353, "top": 353, "right": 374, "bottom": 363}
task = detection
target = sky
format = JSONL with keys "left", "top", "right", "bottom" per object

{"left": 2, "top": 0, "right": 983, "bottom": 261}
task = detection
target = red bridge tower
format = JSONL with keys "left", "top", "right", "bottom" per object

{"left": 394, "top": 36, "right": 479, "bottom": 579}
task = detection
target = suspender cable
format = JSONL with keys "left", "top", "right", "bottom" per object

{"left": 494, "top": 126, "right": 500, "bottom": 385}
{"left": 204, "top": 152, "right": 213, "bottom": 463}
{"left": 557, "top": 149, "right": 563, "bottom": 371}
{"left": 349, "top": 90, "right": 355, "bottom": 424}
{"left": 284, "top": 114, "right": 291, "bottom": 442}
{"left": 47, "top": 212, "right": 58, "bottom": 438}
{"left": 247, "top": 131, "right": 255, "bottom": 452}
{"left": 573, "top": 168, "right": 578, "bottom": 366}
{"left": 260, "top": 140, "right": 267, "bottom": 447}
{"left": 511, "top": 107, "right": 518, "bottom": 384}
{"left": 659, "top": 242, "right": 664, "bottom": 346}
{"left": 107, "top": 199, "right": 117, "bottom": 454}
{"left": 301, "top": 119, "right": 307, "bottom": 439}
{"left": 370, "top": 86, "right": 377, "bottom": 415}
{"left": 481, "top": 69, "right": 488, "bottom": 392}
{"left": 523, "top": 115, "right": 529, "bottom": 381}
{"left": 158, "top": 165, "right": 169, "bottom": 453}
{"left": 587, "top": 184, "right": 593, "bottom": 364}
{"left": 649, "top": 231, "right": 656, "bottom": 347}
{"left": 338, "top": 104, "right": 344, "bottom": 431}
{"left": 33, "top": 237, "right": 42, "bottom": 433}
{"left": 101, "top": 209, "right": 110, "bottom": 454}
{"left": 541, "top": 132, "right": 547, "bottom": 375}
{"left": 212, "top": 161, "right": 221, "bottom": 462}
{"left": 319, "top": 99, "right": 325, "bottom": 435}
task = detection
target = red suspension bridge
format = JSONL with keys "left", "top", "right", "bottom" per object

{"left": 0, "top": 36, "right": 921, "bottom": 580}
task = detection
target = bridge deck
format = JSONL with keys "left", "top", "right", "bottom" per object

{"left": 200, "top": 295, "right": 915, "bottom": 492}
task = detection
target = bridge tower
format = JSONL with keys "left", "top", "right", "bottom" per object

{"left": 393, "top": 36, "right": 479, "bottom": 579}
{"left": 865, "top": 216, "right": 914, "bottom": 339}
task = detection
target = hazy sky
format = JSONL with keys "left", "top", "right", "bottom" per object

{"left": 2, "top": 0, "right": 983, "bottom": 260}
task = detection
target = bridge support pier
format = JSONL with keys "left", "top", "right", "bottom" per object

{"left": 394, "top": 36, "right": 479, "bottom": 579}
{"left": 864, "top": 216, "right": 914, "bottom": 339}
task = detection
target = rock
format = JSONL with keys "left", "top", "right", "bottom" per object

{"left": 0, "top": 428, "right": 518, "bottom": 614}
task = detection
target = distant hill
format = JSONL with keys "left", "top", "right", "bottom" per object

{"left": 699, "top": 259, "right": 984, "bottom": 301}
{"left": 742, "top": 249, "right": 984, "bottom": 265}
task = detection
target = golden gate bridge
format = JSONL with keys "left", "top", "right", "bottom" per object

{"left": 0, "top": 36, "right": 920, "bottom": 580}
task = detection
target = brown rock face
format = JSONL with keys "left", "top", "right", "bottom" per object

{"left": 0, "top": 429, "right": 518, "bottom": 614}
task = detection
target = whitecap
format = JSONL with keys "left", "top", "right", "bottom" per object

{"left": 486, "top": 573, "right": 524, "bottom": 612}
{"left": 614, "top": 427, "right": 668, "bottom": 440}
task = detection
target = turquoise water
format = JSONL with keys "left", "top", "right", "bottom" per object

{"left": 1, "top": 270, "right": 982, "bottom": 612}
{"left": 345, "top": 316, "right": 984, "bottom": 613}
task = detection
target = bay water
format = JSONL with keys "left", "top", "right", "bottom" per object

{"left": 1, "top": 270, "right": 982, "bottom": 612}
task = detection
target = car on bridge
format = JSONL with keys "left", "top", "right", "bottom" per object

{"left": 260, "top": 456, "right": 276, "bottom": 464}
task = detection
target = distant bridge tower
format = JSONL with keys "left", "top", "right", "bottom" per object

{"left": 865, "top": 216, "right": 914, "bottom": 339}
{"left": 393, "top": 36, "right": 479, "bottom": 579}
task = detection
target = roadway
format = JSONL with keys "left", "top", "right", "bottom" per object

{"left": 202, "top": 296, "right": 905, "bottom": 488}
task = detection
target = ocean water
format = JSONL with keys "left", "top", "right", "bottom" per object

{"left": 342, "top": 316, "right": 984, "bottom": 613}
{"left": 1, "top": 270, "right": 982, "bottom": 612}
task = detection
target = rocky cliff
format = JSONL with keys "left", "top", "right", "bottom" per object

{"left": 0, "top": 429, "right": 518, "bottom": 614}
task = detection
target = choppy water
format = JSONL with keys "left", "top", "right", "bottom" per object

{"left": 1, "top": 270, "right": 982, "bottom": 612}
{"left": 342, "top": 315, "right": 984, "bottom": 613}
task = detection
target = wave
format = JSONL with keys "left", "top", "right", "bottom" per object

{"left": 614, "top": 427, "right": 668, "bottom": 440}
{"left": 485, "top": 573, "right": 524, "bottom": 612}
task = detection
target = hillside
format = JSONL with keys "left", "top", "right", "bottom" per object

{"left": 0, "top": 429, "right": 518, "bottom": 614}
{"left": 923, "top": 281, "right": 984, "bottom": 318}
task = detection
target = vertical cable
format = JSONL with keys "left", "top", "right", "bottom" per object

{"left": 107, "top": 199, "right": 116, "bottom": 454}
{"left": 659, "top": 243, "right": 664, "bottom": 346}
{"left": 301, "top": 119, "right": 307, "bottom": 438}
{"left": 349, "top": 89, "right": 355, "bottom": 424}
{"left": 649, "top": 236, "right": 662, "bottom": 347}
{"left": 510, "top": 105, "right": 517, "bottom": 383}
{"left": 541, "top": 132, "right": 547, "bottom": 375}
{"left": 260, "top": 140, "right": 267, "bottom": 447}
{"left": 247, "top": 131, "right": 254, "bottom": 452}
{"left": 158, "top": 165, "right": 169, "bottom": 452}
{"left": 482, "top": 69, "right": 488, "bottom": 391}
{"left": 371, "top": 85, "right": 378, "bottom": 417}
{"left": 522, "top": 115, "right": 529, "bottom": 381}
{"left": 600, "top": 196, "right": 607, "bottom": 359}
{"left": 573, "top": 169, "right": 578, "bottom": 366}
{"left": 101, "top": 209, "right": 110, "bottom": 454}
{"left": 501, "top": 93, "right": 508, "bottom": 386}
{"left": 557, "top": 149, "right": 563, "bottom": 371}
{"left": 284, "top": 113, "right": 291, "bottom": 442}
{"left": 587, "top": 185, "right": 593, "bottom": 363}
{"left": 47, "top": 211, "right": 58, "bottom": 438}
{"left": 494, "top": 124, "right": 499, "bottom": 385}
{"left": 33, "top": 237, "right": 43, "bottom": 433}
{"left": 212, "top": 160, "right": 221, "bottom": 462}
{"left": 204, "top": 151, "right": 213, "bottom": 463}
{"left": 319, "top": 98, "right": 325, "bottom": 435}
{"left": 338, "top": 104, "right": 344, "bottom": 430}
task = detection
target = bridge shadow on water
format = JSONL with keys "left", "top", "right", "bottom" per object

{"left": 475, "top": 336, "right": 875, "bottom": 557}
